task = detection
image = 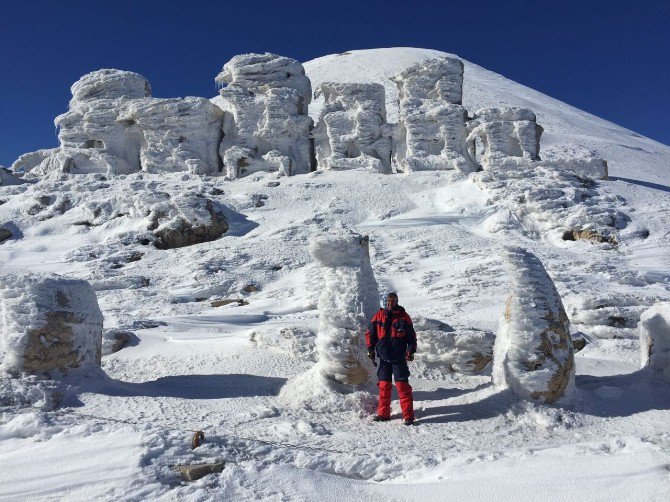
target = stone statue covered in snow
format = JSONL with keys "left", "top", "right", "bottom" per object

{"left": 639, "top": 302, "right": 670, "bottom": 381}
{"left": 313, "top": 82, "right": 392, "bottom": 173}
{"left": 0, "top": 274, "right": 104, "bottom": 375}
{"left": 17, "top": 69, "right": 224, "bottom": 176}
{"left": 215, "top": 53, "right": 313, "bottom": 178}
{"left": 393, "top": 57, "right": 477, "bottom": 173}
{"left": 280, "top": 226, "right": 379, "bottom": 410}
{"left": 492, "top": 246, "right": 574, "bottom": 403}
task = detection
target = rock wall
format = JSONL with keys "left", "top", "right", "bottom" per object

{"left": 0, "top": 274, "right": 104, "bottom": 375}
{"left": 313, "top": 82, "right": 392, "bottom": 172}
{"left": 639, "top": 302, "right": 670, "bottom": 380}
{"left": 215, "top": 53, "right": 313, "bottom": 178}
{"left": 492, "top": 246, "right": 574, "bottom": 403}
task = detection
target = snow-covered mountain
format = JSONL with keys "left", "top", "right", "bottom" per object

{"left": 1, "top": 48, "right": 669, "bottom": 501}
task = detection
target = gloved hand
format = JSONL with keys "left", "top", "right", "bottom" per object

{"left": 406, "top": 352, "right": 415, "bottom": 362}
{"left": 367, "top": 350, "right": 375, "bottom": 361}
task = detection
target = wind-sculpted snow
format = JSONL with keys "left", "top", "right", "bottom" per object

{"left": 215, "top": 53, "right": 312, "bottom": 178}
{"left": 493, "top": 246, "right": 574, "bottom": 403}
{"left": 69, "top": 68, "right": 151, "bottom": 106}
{"left": 0, "top": 273, "right": 103, "bottom": 375}
{"left": 280, "top": 226, "right": 379, "bottom": 411}
{"left": 313, "top": 82, "right": 392, "bottom": 172}
{"left": 639, "top": 302, "right": 670, "bottom": 380}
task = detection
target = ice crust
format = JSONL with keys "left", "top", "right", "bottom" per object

{"left": 639, "top": 302, "right": 670, "bottom": 380}
{"left": 493, "top": 246, "right": 575, "bottom": 403}
{"left": 0, "top": 273, "right": 103, "bottom": 375}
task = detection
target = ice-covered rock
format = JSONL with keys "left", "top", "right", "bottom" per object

{"left": 118, "top": 97, "right": 223, "bottom": 175}
{"left": 467, "top": 107, "right": 543, "bottom": 167}
{"left": 639, "top": 303, "right": 670, "bottom": 380}
{"left": 27, "top": 69, "right": 223, "bottom": 176}
{"left": 215, "top": 53, "right": 313, "bottom": 178}
{"left": 10, "top": 149, "right": 59, "bottom": 175}
{"left": 0, "top": 274, "right": 103, "bottom": 375}
{"left": 313, "top": 83, "right": 392, "bottom": 172}
{"left": 280, "top": 226, "right": 379, "bottom": 410}
{"left": 393, "top": 57, "right": 476, "bottom": 173}
{"left": 393, "top": 57, "right": 464, "bottom": 104}
{"left": 493, "top": 247, "right": 574, "bottom": 403}
{"left": 69, "top": 68, "right": 151, "bottom": 106}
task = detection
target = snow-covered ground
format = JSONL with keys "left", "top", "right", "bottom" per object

{"left": 1, "top": 48, "right": 670, "bottom": 501}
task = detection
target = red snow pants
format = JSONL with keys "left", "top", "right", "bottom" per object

{"left": 376, "top": 360, "right": 414, "bottom": 421}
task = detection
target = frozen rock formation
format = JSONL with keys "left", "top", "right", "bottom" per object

{"left": 10, "top": 149, "right": 58, "bottom": 174}
{"left": 639, "top": 303, "right": 670, "bottom": 380}
{"left": 393, "top": 57, "right": 476, "bottom": 173}
{"left": 280, "top": 226, "right": 379, "bottom": 410}
{"left": 215, "top": 53, "right": 313, "bottom": 178}
{"left": 467, "top": 107, "right": 543, "bottom": 168}
{"left": 0, "top": 274, "right": 104, "bottom": 375}
{"left": 24, "top": 69, "right": 223, "bottom": 176}
{"left": 493, "top": 247, "right": 575, "bottom": 403}
{"left": 313, "top": 83, "right": 391, "bottom": 172}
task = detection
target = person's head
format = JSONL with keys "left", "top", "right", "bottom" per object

{"left": 386, "top": 292, "right": 398, "bottom": 309}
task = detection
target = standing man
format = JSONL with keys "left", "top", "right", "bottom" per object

{"left": 365, "top": 292, "right": 417, "bottom": 425}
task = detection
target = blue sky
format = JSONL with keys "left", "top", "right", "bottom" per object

{"left": 1, "top": 0, "right": 668, "bottom": 167}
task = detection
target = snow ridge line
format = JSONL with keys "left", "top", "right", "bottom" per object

{"left": 52, "top": 408, "right": 368, "bottom": 458}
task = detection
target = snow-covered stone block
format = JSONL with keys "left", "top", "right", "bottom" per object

{"left": 69, "top": 68, "right": 151, "bottom": 106}
{"left": 393, "top": 57, "right": 464, "bottom": 104}
{"left": 467, "top": 107, "right": 543, "bottom": 167}
{"left": 313, "top": 82, "right": 392, "bottom": 172}
{"left": 416, "top": 324, "right": 495, "bottom": 374}
{"left": 215, "top": 53, "right": 313, "bottom": 177}
{"left": 395, "top": 99, "right": 476, "bottom": 172}
{"left": 280, "top": 226, "right": 379, "bottom": 410}
{"left": 0, "top": 274, "right": 103, "bottom": 375}
{"left": 493, "top": 247, "right": 574, "bottom": 403}
{"left": 393, "top": 57, "right": 476, "bottom": 173}
{"left": 119, "top": 97, "right": 223, "bottom": 175}
{"left": 639, "top": 303, "right": 670, "bottom": 380}
{"left": 31, "top": 69, "right": 224, "bottom": 176}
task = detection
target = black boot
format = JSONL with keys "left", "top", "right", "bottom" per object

{"left": 403, "top": 418, "right": 414, "bottom": 426}
{"left": 372, "top": 415, "right": 390, "bottom": 422}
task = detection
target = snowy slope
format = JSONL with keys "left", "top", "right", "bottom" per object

{"left": 1, "top": 48, "right": 669, "bottom": 501}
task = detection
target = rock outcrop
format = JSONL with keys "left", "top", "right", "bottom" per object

{"left": 492, "top": 246, "right": 574, "bottom": 403}
{"left": 393, "top": 57, "right": 476, "bottom": 173}
{"left": 215, "top": 53, "right": 313, "bottom": 178}
{"left": 0, "top": 274, "right": 104, "bottom": 375}
{"left": 0, "top": 167, "right": 26, "bottom": 186}
{"left": 313, "top": 82, "right": 392, "bottom": 172}
{"left": 639, "top": 302, "right": 670, "bottom": 380}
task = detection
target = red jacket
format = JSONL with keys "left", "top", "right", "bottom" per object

{"left": 365, "top": 306, "right": 417, "bottom": 362}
